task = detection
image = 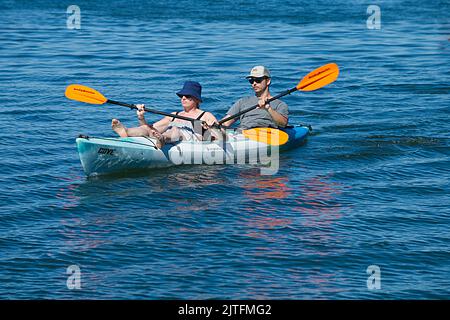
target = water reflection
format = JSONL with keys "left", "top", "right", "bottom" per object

{"left": 53, "top": 171, "right": 121, "bottom": 253}
{"left": 54, "top": 171, "right": 84, "bottom": 210}
{"left": 239, "top": 172, "right": 347, "bottom": 246}
{"left": 59, "top": 216, "right": 114, "bottom": 252}
{"left": 240, "top": 170, "right": 292, "bottom": 203}
{"left": 165, "top": 166, "right": 225, "bottom": 189}
{"left": 294, "top": 173, "right": 345, "bottom": 228}
{"left": 238, "top": 171, "right": 294, "bottom": 241}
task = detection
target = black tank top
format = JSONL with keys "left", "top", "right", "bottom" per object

{"left": 171, "top": 111, "right": 207, "bottom": 135}
{"left": 170, "top": 111, "right": 206, "bottom": 122}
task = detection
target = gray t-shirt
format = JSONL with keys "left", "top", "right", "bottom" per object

{"left": 226, "top": 96, "right": 289, "bottom": 129}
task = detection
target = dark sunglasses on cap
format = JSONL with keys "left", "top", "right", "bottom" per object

{"left": 248, "top": 77, "right": 267, "bottom": 84}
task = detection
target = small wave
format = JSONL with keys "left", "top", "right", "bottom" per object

{"left": 365, "top": 135, "right": 448, "bottom": 147}
{"left": 379, "top": 84, "right": 450, "bottom": 95}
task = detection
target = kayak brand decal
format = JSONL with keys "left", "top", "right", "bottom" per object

{"left": 74, "top": 87, "right": 95, "bottom": 95}
{"left": 308, "top": 67, "right": 330, "bottom": 80}
{"left": 98, "top": 147, "right": 115, "bottom": 156}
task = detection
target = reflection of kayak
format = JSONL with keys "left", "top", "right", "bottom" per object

{"left": 76, "top": 126, "right": 311, "bottom": 176}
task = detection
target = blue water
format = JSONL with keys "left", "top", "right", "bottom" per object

{"left": 1, "top": 0, "right": 449, "bottom": 299}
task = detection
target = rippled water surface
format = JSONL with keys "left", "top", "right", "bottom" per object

{"left": 0, "top": 0, "right": 449, "bottom": 299}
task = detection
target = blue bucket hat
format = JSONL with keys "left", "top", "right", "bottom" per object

{"left": 176, "top": 81, "right": 202, "bottom": 102}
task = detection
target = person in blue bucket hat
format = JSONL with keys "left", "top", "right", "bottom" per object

{"left": 176, "top": 81, "right": 203, "bottom": 102}
{"left": 112, "top": 81, "right": 220, "bottom": 148}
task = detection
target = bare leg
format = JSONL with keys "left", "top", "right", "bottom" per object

{"left": 111, "top": 121, "right": 186, "bottom": 149}
{"left": 125, "top": 126, "right": 153, "bottom": 136}
{"left": 128, "top": 124, "right": 167, "bottom": 149}
{"left": 146, "top": 127, "right": 182, "bottom": 149}
{"left": 112, "top": 119, "right": 157, "bottom": 137}
{"left": 112, "top": 119, "right": 128, "bottom": 137}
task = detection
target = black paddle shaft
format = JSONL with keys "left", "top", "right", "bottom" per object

{"left": 218, "top": 86, "right": 298, "bottom": 125}
{"left": 107, "top": 99, "right": 207, "bottom": 125}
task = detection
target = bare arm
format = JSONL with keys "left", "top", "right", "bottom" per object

{"left": 258, "top": 100, "right": 288, "bottom": 127}
{"left": 136, "top": 104, "right": 176, "bottom": 133}
{"left": 219, "top": 117, "right": 236, "bottom": 128}
{"left": 205, "top": 112, "right": 227, "bottom": 140}
{"left": 267, "top": 107, "right": 288, "bottom": 127}
{"left": 152, "top": 113, "right": 175, "bottom": 133}
{"left": 204, "top": 112, "right": 218, "bottom": 126}
{"left": 136, "top": 104, "right": 148, "bottom": 126}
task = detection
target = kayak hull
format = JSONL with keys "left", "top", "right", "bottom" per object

{"left": 76, "top": 126, "right": 310, "bottom": 176}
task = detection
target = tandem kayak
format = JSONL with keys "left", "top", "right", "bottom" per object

{"left": 76, "top": 126, "right": 311, "bottom": 176}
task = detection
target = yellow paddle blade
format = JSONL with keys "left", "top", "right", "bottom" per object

{"left": 65, "top": 84, "right": 108, "bottom": 104}
{"left": 242, "top": 128, "right": 289, "bottom": 146}
{"left": 296, "top": 63, "right": 339, "bottom": 92}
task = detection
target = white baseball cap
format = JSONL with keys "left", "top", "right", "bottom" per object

{"left": 246, "top": 65, "right": 271, "bottom": 79}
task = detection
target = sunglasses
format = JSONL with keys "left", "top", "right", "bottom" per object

{"left": 180, "top": 95, "right": 194, "bottom": 100}
{"left": 248, "top": 77, "right": 267, "bottom": 84}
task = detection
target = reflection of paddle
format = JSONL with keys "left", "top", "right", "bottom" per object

{"left": 65, "top": 84, "right": 286, "bottom": 146}
{"left": 219, "top": 63, "right": 339, "bottom": 125}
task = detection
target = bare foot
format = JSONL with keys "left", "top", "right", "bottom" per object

{"left": 111, "top": 119, "right": 128, "bottom": 137}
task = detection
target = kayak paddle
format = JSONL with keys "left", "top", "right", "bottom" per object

{"left": 240, "top": 127, "right": 289, "bottom": 146}
{"left": 65, "top": 84, "right": 206, "bottom": 124}
{"left": 65, "top": 84, "right": 287, "bottom": 146}
{"left": 218, "top": 63, "right": 339, "bottom": 125}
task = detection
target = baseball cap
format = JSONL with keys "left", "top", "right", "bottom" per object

{"left": 245, "top": 65, "right": 271, "bottom": 79}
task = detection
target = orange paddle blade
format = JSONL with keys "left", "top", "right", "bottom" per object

{"left": 65, "top": 84, "right": 108, "bottom": 104}
{"left": 296, "top": 63, "right": 339, "bottom": 92}
{"left": 242, "top": 128, "right": 289, "bottom": 146}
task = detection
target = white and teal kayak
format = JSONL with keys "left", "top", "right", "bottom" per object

{"left": 76, "top": 126, "right": 311, "bottom": 176}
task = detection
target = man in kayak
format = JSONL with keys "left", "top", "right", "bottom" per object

{"left": 220, "top": 66, "right": 289, "bottom": 129}
{"left": 111, "top": 81, "right": 221, "bottom": 148}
